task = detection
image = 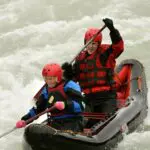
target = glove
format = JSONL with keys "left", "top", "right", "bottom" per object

{"left": 61, "top": 62, "right": 74, "bottom": 80}
{"left": 21, "top": 107, "right": 37, "bottom": 121}
{"left": 16, "top": 120, "right": 26, "bottom": 128}
{"left": 54, "top": 101, "right": 65, "bottom": 111}
{"left": 21, "top": 113, "right": 31, "bottom": 121}
{"left": 103, "top": 18, "right": 114, "bottom": 31}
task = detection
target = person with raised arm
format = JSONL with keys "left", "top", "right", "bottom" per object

{"left": 62, "top": 18, "right": 124, "bottom": 117}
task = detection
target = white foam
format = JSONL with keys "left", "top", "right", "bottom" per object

{"left": 0, "top": 0, "right": 150, "bottom": 149}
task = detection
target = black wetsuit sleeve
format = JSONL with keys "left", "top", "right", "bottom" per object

{"left": 65, "top": 87, "right": 84, "bottom": 100}
{"left": 35, "top": 94, "right": 48, "bottom": 113}
{"left": 110, "top": 28, "right": 122, "bottom": 44}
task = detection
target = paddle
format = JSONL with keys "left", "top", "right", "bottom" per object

{"left": 0, "top": 127, "right": 17, "bottom": 139}
{"left": 0, "top": 25, "right": 106, "bottom": 139}
{"left": 0, "top": 105, "right": 55, "bottom": 139}
{"left": 33, "top": 25, "right": 106, "bottom": 100}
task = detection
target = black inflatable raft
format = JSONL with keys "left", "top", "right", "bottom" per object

{"left": 22, "top": 59, "right": 148, "bottom": 150}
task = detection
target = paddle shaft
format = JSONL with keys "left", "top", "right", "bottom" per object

{"left": 0, "top": 25, "right": 107, "bottom": 139}
{"left": 0, "top": 106, "right": 56, "bottom": 139}
{"left": 25, "top": 105, "right": 56, "bottom": 124}
{"left": 33, "top": 25, "right": 106, "bottom": 100}
{"left": 0, "top": 127, "right": 17, "bottom": 139}
{"left": 70, "top": 25, "right": 106, "bottom": 64}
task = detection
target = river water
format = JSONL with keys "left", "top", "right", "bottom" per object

{"left": 0, "top": 0, "right": 150, "bottom": 149}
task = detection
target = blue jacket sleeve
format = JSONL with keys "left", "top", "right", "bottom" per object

{"left": 28, "top": 107, "right": 36, "bottom": 117}
{"left": 27, "top": 87, "right": 49, "bottom": 117}
{"left": 64, "top": 80, "right": 85, "bottom": 113}
{"left": 64, "top": 80, "right": 81, "bottom": 93}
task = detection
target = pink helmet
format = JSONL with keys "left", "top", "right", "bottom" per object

{"left": 84, "top": 28, "right": 102, "bottom": 44}
{"left": 42, "top": 63, "right": 62, "bottom": 82}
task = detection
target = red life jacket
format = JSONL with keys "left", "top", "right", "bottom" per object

{"left": 76, "top": 45, "right": 116, "bottom": 94}
{"left": 48, "top": 82, "right": 67, "bottom": 101}
{"left": 47, "top": 82, "right": 68, "bottom": 116}
{"left": 47, "top": 82, "right": 82, "bottom": 118}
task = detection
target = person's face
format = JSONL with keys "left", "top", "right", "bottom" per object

{"left": 43, "top": 76, "right": 58, "bottom": 88}
{"left": 86, "top": 42, "right": 99, "bottom": 54}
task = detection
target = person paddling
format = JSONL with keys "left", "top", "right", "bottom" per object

{"left": 17, "top": 63, "right": 85, "bottom": 132}
{"left": 62, "top": 18, "right": 124, "bottom": 117}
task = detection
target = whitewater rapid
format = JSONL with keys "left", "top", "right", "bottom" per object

{"left": 0, "top": 0, "right": 150, "bottom": 149}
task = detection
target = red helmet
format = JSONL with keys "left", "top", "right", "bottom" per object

{"left": 42, "top": 63, "right": 62, "bottom": 82}
{"left": 84, "top": 28, "right": 102, "bottom": 44}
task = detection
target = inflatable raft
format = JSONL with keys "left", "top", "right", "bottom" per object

{"left": 22, "top": 59, "right": 148, "bottom": 150}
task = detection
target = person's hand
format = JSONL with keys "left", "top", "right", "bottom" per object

{"left": 54, "top": 101, "right": 65, "bottom": 110}
{"left": 62, "top": 62, "right": 70, "bottom": 70}
{"left": 16, "top": 120, "right": 26, "bottom": 128}
{"left": 21, "top": 113, "right": 31, "bottom": 121}
{"left": 61, "top": 62, "right": 74, "bottom": 80}
{"left": 103, "top": 18, "right": 114, "bottom": 30}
